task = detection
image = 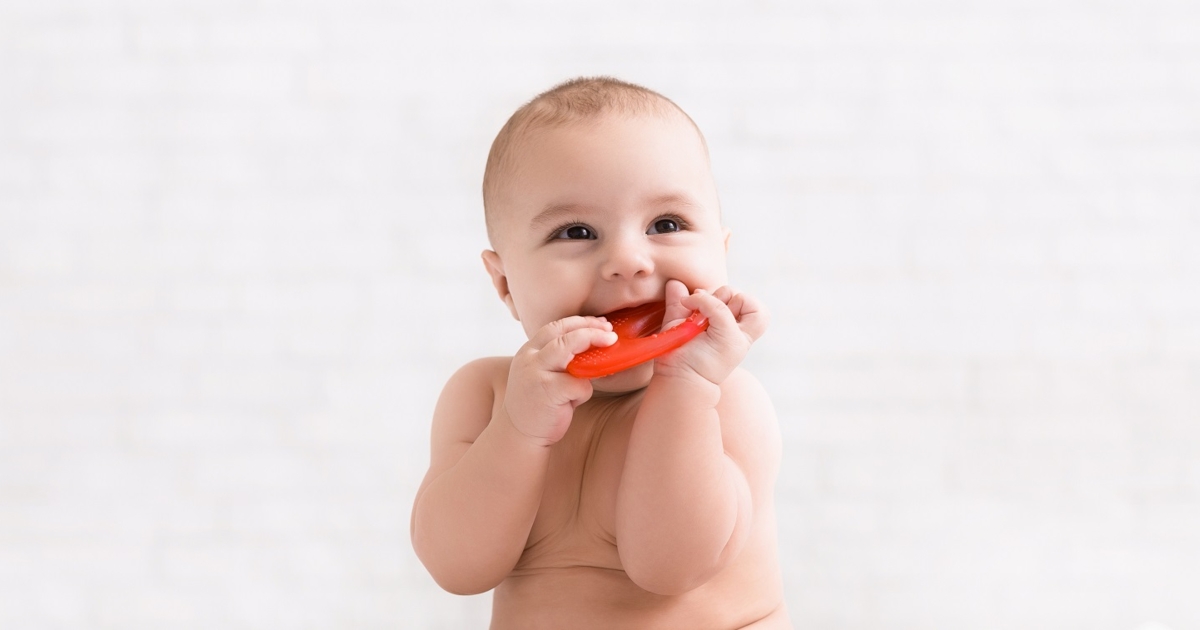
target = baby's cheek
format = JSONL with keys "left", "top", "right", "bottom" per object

{"left": 673, "top": 260, "right": 728, "bottom": 292}
{"left": 702, "top": 247, "right": 731, "bottom": 285}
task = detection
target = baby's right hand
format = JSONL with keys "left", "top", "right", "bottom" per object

{"left": 504, "top": 316, "right": 617, "bottom": 447}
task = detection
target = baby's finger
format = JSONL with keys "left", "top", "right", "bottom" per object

{"left": 662, "top": 279, "right": 692, "bottom": 328}
{"left": 712, "top": 285, "right": 734, "bottom": 304}
{"left": 537, "top": 327, "right": 618, "bottom": 371}
{"left": 528, "top": 315, "right": 612, "bottom": 350}
{"left": 729, "top": 292, "right": 770, "bottom": 342}
{"left": 681, "top": 289, "right": 739, "bottom": 335}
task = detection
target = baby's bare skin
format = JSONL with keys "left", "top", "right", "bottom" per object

{"left": 489, "top": 361, "right": 787, "bottom": 629}
{"left": 424, "top": 356, "right": 788, "bottom": 630}
{"left": 411, "top": 80, "right": 790, "bottom": 627}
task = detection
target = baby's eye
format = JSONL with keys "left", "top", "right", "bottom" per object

{"left": 647, "top": 216, "right": 685, "bottom": 235}
{"left": 553, "top": 224, "right": 597, "bottom": 240}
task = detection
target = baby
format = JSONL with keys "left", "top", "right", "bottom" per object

{"left": 411, "top": 77, "right": 789, "bottom": 629}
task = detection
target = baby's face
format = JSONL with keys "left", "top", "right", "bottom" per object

{"left": 484, "top": 112, "right": 730, "bottom": 392}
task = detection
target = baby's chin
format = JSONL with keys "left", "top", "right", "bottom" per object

{"left": 588, "top": 361, "right": 656, "bottom": 395}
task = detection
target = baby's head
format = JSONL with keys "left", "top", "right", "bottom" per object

{"left": 480, "top": 77, "right": 731, "bottom": 388}
{"left": 482, "top": 77, "right": 715, "bottom": 244}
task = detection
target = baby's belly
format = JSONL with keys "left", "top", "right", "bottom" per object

{"left": 490, "top": 564, "right": 784, "bottom": 630}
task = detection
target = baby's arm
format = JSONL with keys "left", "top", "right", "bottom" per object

{"left": 409, "top": 358, "right": 548, "bottom": 594}
{"left": 616, "top": 285, "right": 778, "bottom": 595}
{"left": 410, "top": 317, "right": 615, "bottom": 594}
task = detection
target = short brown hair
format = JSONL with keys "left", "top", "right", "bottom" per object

{"left": 482, "top": 76, "right": 707, "bottom": 244}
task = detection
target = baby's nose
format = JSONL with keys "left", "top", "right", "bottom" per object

{"left": 600, "top": 236, "right": 654, "bottom": 280}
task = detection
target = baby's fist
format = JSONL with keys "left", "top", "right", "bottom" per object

{"left": 656, "top": 280, "right": 769, "bottom": 385}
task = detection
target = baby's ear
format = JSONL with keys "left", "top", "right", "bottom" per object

{"left": 481, "top": 250, "right": 520, "bottom": 321}
{"left": 723, "top": 227, "right": 732, "bottom": 253}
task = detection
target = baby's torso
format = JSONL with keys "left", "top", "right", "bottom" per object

{"left": 487, "top": 360, "right": 790, "bottom": 630}
{"left": 512, "top": 389, "right": 632, "bottom": 574}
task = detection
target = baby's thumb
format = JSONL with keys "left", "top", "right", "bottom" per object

{"left": 661, "top": 279, "right": 692, "bottom": 330}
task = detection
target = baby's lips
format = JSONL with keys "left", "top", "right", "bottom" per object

{"left": 566, "top": 304, "right": 709, "bottom": 379}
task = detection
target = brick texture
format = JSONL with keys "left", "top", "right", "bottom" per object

{"left": 2, "top": 1, "right": 1198, "bottom": 628}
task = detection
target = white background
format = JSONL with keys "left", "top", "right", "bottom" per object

{"left": 2, "top": 1, "right": 1198, "bottom": 628}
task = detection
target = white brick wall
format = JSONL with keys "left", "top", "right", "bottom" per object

{"left": 2, "top": 1, "right": 1198, "bottom": 628}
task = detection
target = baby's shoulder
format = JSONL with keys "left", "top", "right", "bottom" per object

{"left": 440, "top": 356, "right": 512, "bottom": 401}
{"left": 428, "top": 357, "right": 514, "bottom": 452}
{"left": 435, "top": 356, "right": 514, "bottom": 412}
{"left": 714, "top": 367, "right": 782, "bottom": 474}
{"left": 716, "top": 366, "right": 774, "bottom": 414}
{"left": 446, "top": 355, "right": 513, "bottom": 383}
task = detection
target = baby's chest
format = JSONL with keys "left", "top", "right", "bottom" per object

{"left": 525, "top": 408, "right": 635, "bottom": 558}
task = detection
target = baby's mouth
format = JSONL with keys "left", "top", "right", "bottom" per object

{"left": 566, "top": 300, "right": 710, "bottom": 379}
{"left": 599, "top": 301, "right": 667, "bottom": 339}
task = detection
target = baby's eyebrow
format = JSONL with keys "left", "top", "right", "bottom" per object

{"left": 645, "top": 192, "right": 701, "bottom": 209}
{"left": 530, "top": 203, "right": 585, "bottom": 231}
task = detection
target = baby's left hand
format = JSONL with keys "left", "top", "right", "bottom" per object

{"left": 654, "top": 279, "right": 769, "bottom": 386}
